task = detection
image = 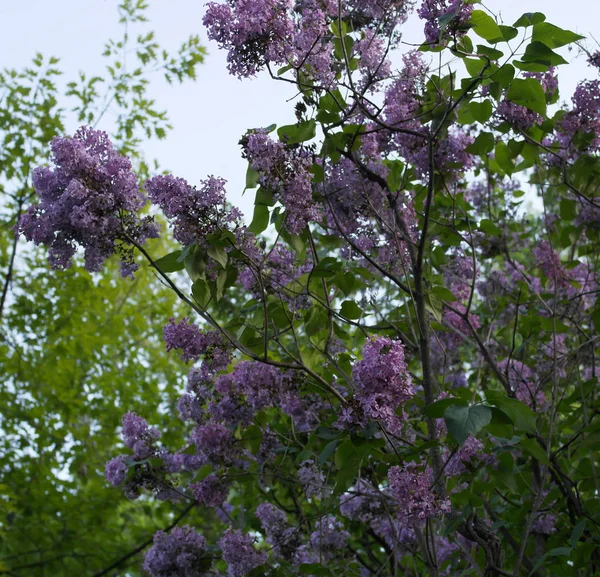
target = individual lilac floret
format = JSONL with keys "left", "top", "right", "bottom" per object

{"left": 105, "top": 455, "right": 128, "bottom": 486}
{"left": 418, "top": 0, "right": 473, "bottom": 45}
{"left": 19, "top": 126, "right": 159, "bottom": 276}
{"left": 164, "top": 318, "right": 232, "bottom": 366}
{"left": 189, "top": 474, "right": 229, "bottom": 507}
{"left": 352, "top": 336, "right": 413, "bottom": 433}
{"left": 388, "top": 462, "right": 451, "bottom": 526}
{"left": 143, "top": 526, "right": 209, "bottom": 577}
{"left": 121, "top": 411, "right": 161, "bottom": 459}
{"left": 219, "top": 528, "right": 267, "bottom": 577}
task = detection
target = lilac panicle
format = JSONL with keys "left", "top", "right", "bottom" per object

{"left": 219, "top": 528, "right": 267, "bottom": 577}
{"left": 19, "top": 126, "right": 159, "bottom": 276}
{"left": 143, "top": 526, "right": 208, "bottom": 577}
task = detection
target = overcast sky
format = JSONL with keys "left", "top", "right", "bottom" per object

{"left": 1, "top": 0, "right": 599, "bottom": 218}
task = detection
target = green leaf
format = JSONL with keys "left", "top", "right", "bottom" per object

{"left": 153, "top": 249, "right": 184, "bottom": 273}
{"left": 184, "top": 245, "right": 207, "bottom": 282}
{"left": 207, "top": 245, "right": 228, "bottom": 269}
{"left": 520, "top": 41, "right": 568, "bottom": 67}
{"left": 469, "top": 99, "right": 493, "bottom": 123}
{"left": 521, "top": 437, "right": 550, "bottom": 465}
{"left": 443, "top": 405, "right": 492, "bottom": 444}
{"left": 485, "top": 391, "right": 537, "bottom": 433}
{"left": 245, "top": 163, "right": 260, "bottom": 189}
{"left": 528, "top": 547, "right": 571, "bottom": 577}
{"left": 513, "top": 12, "right": 546, "bottom": 27}
{"left": 318, "top": 440, "right": 339, "bottom": 466}
{"left": 192, "top": 277, "right": 211, "bottom": 307}
{"left": 495, "top": 141, "right": 514, "bottom": 175}
{"left": 424, "top": 397, "right": 467, "bottom": 418}
{"left": 470, "top": 10, "right": 503, "bottom": 43}
{"left": 340, "top": 300, "right": 362, "bottom": 320}
{"left": 277, "top": 119, "right": 316, "bottom": 145}
{"left": 570, "top": 519, "right": 587, "bottom": 549}
{"left": 248, "top": 204, "right": 270, "bottom": 234}
{"left": 531, "top": 22, "right": 585, "bottom": 48}
{"left": 466, "top": 131, "right": 495, "bottom": 155}
{"left": 506, "top": 78, "right": 546, "bottom": 116}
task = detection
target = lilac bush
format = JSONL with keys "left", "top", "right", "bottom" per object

{"left": 18, "top": 1, "right": 600, "bottom": 576}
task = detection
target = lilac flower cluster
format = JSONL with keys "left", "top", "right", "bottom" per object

{"left": 143, "top": 526, "right": 209, "bottom": 577}
{"left": 298, "top": 460, "right": 330, "bottom": 500}
{"left": 308, "top": 515, "right": 350, "bottom": 557}
{"left": 445, "top": 435, "right": 496, "bottom": 476}
{"left": 238, "top": 244, "right": 312, "bottom": 309}
{"left": 243, "top": 131, "right": 321, "bottom": 233}
{"left": 163, "top": 318, "right": 232, "bottom": 366}
{"left": 557, "top": 79, "right": 600, "bottom": 154}
{"left": 121, "top": 411, "right": 161, "bottom": 459}
{"left": 189, "top": 474, "right": 229, "bottom": 507}
{"left": 145, "top": 174, "right": 241, "bottom": 246}
{"left": 218, "top": 528, "right": 267, "bottom": 577}
{"left": 352, "top": 336, "right": 413, "bottom": 433}
{"left": 388, "top": 461, "right": 451, "bottom": 525}
{"left": 497, "top": 358, "right": 547, "bottom": 409}
{"left": 191, "top": 421, "right": 236, "bottom": 466}
{"left": 19, "top": 126, "right": 159, "bottom": 276}
{"left": 417, "top": 0, "right": 473, "bottom": 45}
{"left": 105, "top": 455, "right": 129, "bottom": 486}
{"left": 256, "top": 502, "right": 300, "bottom": 559}
{"left": 339, "top": 480, "right": 385, "bottom": 522}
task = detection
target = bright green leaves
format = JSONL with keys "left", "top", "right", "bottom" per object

{"left": 469, "top": 99, "right": 493, "bottom": 123}
{"left": 531, "top": 22, "right": 585, "bottom": 48}
{"left": 516, "top": 42, "right": 567, "bottom": 72}
{"left": 340, "top": 300, "right": 362, "bottom": 320}
{"left": 471, "top": 10, "right": 505, "bottom": 43}
{"left": 248, "top": 188, "right": 274, "bottom": 235}
{"left": 513, "top": 12, "right": 546, "bottom": 27}
{"left": 152, "top": 249, "right": 184, "bottom": 273}
{"left": 277, "top": 119, "right": 316, "bottom": 145}
{"left": 443, "top": 405, "right": 492, "bottom": 444}
{"left": 505, "top": 78, "right": 546, "bottom": 115}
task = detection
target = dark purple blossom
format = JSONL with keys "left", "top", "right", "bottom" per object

{"left": 418, "top": 0, "right": 473, "bottom": 45}
{"left": 163, "top": 318, "right": 232, "bottom": 366}
{"left": 219, "top": 528, "right": 267, "bottom": 577}
{"left": 143, "top": 526, "right": 209, "bottom": 577}
{"left": 189, "top": 474, "right": 229, "bottom": 507}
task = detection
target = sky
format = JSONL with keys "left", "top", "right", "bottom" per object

{"left": 1, "top": 0, "right": 599, "bottom": 218}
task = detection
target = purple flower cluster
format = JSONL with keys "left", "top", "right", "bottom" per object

{"left": 143, "top": 526, "right": 209, "bottom": 577}
{"left": 417, "top": 0, "right": 473, "bottom": 45}
{"left": 445, "top": 435, "right": 495, "bottom": 476}
{"left": 191, "top": 421, "right": 236, "bottom": 465}
{"left": 145, "top": 174, "right": 241, "bottom": 246}
{"left": 121, "top": 411, "right": 161, "bottom": 459}
{"left": 388, "top": 461, "right": 451, "bottom": 525}
{"left": 308, "top": 515, "right": 350, "bottom": 556}
{"left": 339, "top": 480, "right": 385, "bottom": 522}
{"left": 243, "top": 131, "right": 321, "bottom": 233}
{"left": 557, "top": 79, "right": 600, "bottom": 154}
{"left": 256, "top": 502, "right": 300, "bottom": 559}
{"left": 189, "top": 474, "right": 229, "bottom": 507}
{"left": 219, "top": 528, "right": 267, "bottom": 577}
{"left": 352, "top": 336, "right": 413, "bottom": 433}
{"left": 105, "top": 455, "right": 129, "bottom": 486}
{"left": 19, "top": 126, "right": 159, "bottom": 276}
{"left": 298, "top": 460, "right": 330, "bottom": 500}
{"left": 163, "top": 318, "right": 232, "bottom": 366}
